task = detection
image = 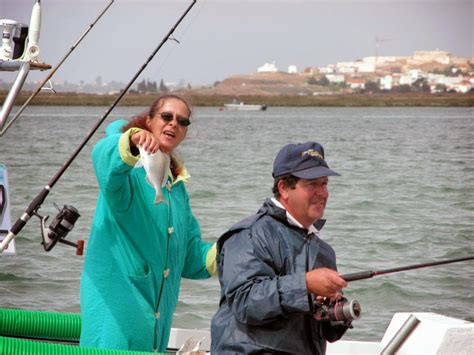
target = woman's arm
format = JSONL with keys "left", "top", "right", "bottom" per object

{"left": 92, "top": 127, "right": 141, "bottom": 209}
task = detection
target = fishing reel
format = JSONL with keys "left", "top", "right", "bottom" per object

{"left": 0, "top": 20, "right": 28, "bottom": 61}
{"left": 39, "top": 205, "right": 84, "bottom": 255}
{"left": 1, "top": 0, "right": 42, "bottom": 61}
{"left": 313, "top": 297, "right": 361, "bottom": 327}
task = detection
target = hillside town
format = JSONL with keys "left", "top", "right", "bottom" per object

{"left": 200, "top": 49, "right": 473, "bottom": 97}
{"left": 304, "top": 49, "right": 473, "bottom": 94}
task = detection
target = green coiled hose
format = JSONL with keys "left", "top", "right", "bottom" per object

{"left": 0, "top": 308, "right": 166, "bottom": 354}
{"left": 0, "top": 308, "right": 80, "bottom": 341}
{"left": 0, "top": 336, "right": 162, "bottom": 354}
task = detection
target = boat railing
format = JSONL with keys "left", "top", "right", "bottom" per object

{"left": 0, "top": 59, "right": 51, "bottom": 134}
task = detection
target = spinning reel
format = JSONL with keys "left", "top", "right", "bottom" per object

{"left": 38, "top": 204, "right": 84, "bottom": 255}
{"left": 313, "top": 297, "right": 361, "bottom": 327}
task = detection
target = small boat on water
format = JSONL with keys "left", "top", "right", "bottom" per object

{"left": 223, "top": 100, "right": 267, "bottom": 111}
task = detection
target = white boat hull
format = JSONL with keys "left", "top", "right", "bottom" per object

{"left": 224, "top": 103, "right": 267, "bottom": 111}
{"left": 168, "top": 312, "right": 474, "bottom": 354}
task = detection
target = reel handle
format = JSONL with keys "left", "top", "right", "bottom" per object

{"left": 57, "top": 238, "right": 84, "bottom": 256}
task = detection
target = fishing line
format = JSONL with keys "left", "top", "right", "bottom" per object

{"left": 0, "top": 0, "right": 115, "bottom": 137}
{"left": 0, "top": 0, "right": 198, "bottom": 255}
{"left": 170, "top": 0, "right": 207, "bottom": 47}
{"left": 145, "top": 1, "right": 208, "bottom": 143}
{"left": 146, "top": 1, "right": 205, "bottom": 88}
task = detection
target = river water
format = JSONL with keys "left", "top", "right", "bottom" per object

{"left": 0, "top": 106, "right": 473, "bottom": 342}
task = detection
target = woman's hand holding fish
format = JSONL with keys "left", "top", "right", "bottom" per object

{"left": 131, "top": 130, "right": 160, "bottom": 154}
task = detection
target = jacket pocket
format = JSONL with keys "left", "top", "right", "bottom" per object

{"left": 128, "top": 265, "right": 156, "bottom": 309}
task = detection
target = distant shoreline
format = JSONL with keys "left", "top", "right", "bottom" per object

{"left": 1, "top": 91, "right": 473, "bottom": 107}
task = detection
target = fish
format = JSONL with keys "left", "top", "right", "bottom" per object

{"left": 177, "top": 336, "right": 207, "bottom": 354}
{"left": 138, "top": 146, "right": 171, "bottom": 204}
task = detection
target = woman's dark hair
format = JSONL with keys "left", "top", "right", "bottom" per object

{"left": 121, "top": 94, "right": 192, "bottom": 178}
{"left": 272, "top": 174, "right": 299, "bottom": 199}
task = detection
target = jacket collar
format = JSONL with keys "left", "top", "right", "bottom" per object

{"left": 260, "top": 198, "right": 326, "bottom": 232}
{"left": 170, "top": 155, "right": 190, "bottom": 185}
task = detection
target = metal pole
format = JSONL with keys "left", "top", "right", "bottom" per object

{"left": 0, "top": 62, "right": 30, "bottom": 131}
{"left": 380, "top": 314, "right": 421, "bottom": 355}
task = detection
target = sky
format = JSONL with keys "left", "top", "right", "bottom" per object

{"left": 2, "top": 0, "right": 473, "bottom": 86}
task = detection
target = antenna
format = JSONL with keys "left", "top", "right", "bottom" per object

{"left": 374, "top": 36, "right": 392, "bottom": 66}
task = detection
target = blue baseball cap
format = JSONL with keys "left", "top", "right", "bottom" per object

{"left": 272, "top": 142, "right": 340, "bottom": 179}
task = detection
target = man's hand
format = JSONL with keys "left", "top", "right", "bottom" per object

{"left": 306, "top": 268, "right": 347, "bottom": 299}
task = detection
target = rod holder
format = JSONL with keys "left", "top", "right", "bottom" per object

{"left": 380, "top": 314, "right": 421, "bottom": 355}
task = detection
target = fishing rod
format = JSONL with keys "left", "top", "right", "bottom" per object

{"left": 0, "top": 0, "right": 115, "bottom": 137}
{"left": 341, "top": 256, "right": 474, "bottom": 282}
{"left": 0, "top": 0, "right": 198, "bottom": 255}
{"left": 312, "top": 256, "right": 473, "bottom": 325}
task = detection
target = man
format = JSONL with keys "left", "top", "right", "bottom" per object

{"left": 211, "top": 142, "right": 350, "bottom": 354}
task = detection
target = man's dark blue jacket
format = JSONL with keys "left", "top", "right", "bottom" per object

{"left": 211, "top": 199, "right": 348, "bottom": 354}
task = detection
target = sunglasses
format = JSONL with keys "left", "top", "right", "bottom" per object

{"left": 157, "top": 112, "right": 191, "bottom": 127}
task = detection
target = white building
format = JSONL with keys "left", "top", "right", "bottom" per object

{"left": 363, "top": 56, "right": 405, "bottom": 67}
{"left": 336, "top": 62, "right": 356, "bottom": 74}
{"left": 338, "top": 67, "right": 356, "bottom": 74}
{"left": 347, "top": 79, "right": 365, "bottom": 90}
{"left": 412, "top": 50, "right": 451, "bottom": 65}
{"left": 334, "top": 60, "right": 375, "bottom": 73}
{"left": 257, "top": 61, "right": 278, "bottom": 73}
{"left": 448, "top": 81, "right": 472, "bottom": 93}
{"left": 427, "top": 75, "right": 472, "bottom": 93}
{"left": 407, "top": 69, "right": 424, "bottom": 80}
{"left": 355, "top": 61, "right": 375, "bottom": 73}
{"left": 427, "top": 73, "right": 446, "bottom": 82}
{"left": 318, "top": 65, "right": 335, "bottom": 74}
{"left": 435, "top": 75, "right": 464, "bottom": 86}
{"left": 288, "top": 65, "right": 298, "bottom": 74}
{"left": 325, "top": 74, "right": 345, "bottom": 83}
{"left": 399, "top": 74, "right": 417, "bottom": 86}
{"left": 398, "top": 69, "right": 426, "bottom": 86}
{"left": 363, "top": 56, "right": 400, "bottom": 65}
{"left": 380, "top": 75, "right": 393, "bottom": 90}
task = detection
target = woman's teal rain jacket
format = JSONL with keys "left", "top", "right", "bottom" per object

{"left": 80, "top": 120, "right": 216, "bottom": 352}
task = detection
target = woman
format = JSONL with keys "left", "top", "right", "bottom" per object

{"left": 80, "top": 94, "right": 216, "bottom": 352}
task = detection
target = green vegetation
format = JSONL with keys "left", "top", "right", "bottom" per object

{"left": 1, "top": 90, "right": 473, "bottom": 107}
